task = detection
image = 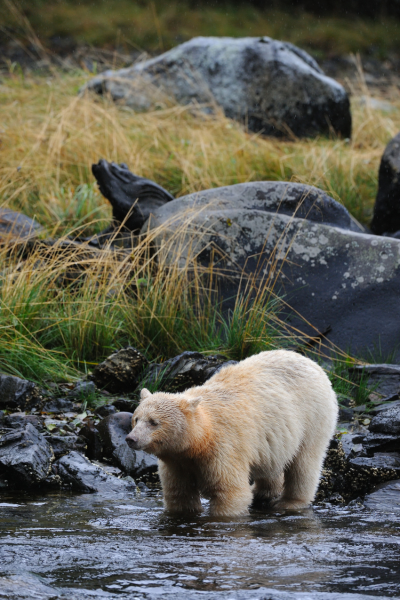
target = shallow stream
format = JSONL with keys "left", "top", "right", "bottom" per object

{"left": 0, "top": 488, "right": 399, "bottom": 599}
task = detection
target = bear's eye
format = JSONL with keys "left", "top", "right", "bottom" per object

{"left": 149, "top": 418, "right": 158, "bottom": 427}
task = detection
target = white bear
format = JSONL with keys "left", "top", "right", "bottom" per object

{"left": 126, "top": 350, "right": 338, "bottom": 516}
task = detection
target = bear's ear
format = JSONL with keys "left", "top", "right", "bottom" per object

{"left": 140, "top": 388, "right": 152, "bottom": 401}
{"left": 186, "top": 397, "right": 202, "bottom": 411}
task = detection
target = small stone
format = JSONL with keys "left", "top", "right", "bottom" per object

{"left": 91, "top": 347, "right": 148, "bottom": 393}
{"left": 0, "top": 374, "right": 41, "bottom": 411}
{"left": 95, "top": 404, "right": 117, "bottom": 418}
{"left": 0, "top": 423, "right": 53, "bottom": 487}
{"left": 78, "top": 420, "right": 103, "bottom": 461}
{"left": 42, "top": 398, "right": 74, "bottom": 413}
{"left": 68, "top": 380, "right": 96, "bottom": 398}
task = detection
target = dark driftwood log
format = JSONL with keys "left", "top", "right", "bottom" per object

{"left": 92, "top": 160, "right": 174, "bottom": 233}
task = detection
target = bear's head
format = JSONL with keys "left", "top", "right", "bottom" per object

{"left": 125, "top": 388, "right": 202, "bottom": 457}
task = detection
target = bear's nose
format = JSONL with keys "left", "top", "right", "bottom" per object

{"left": 125, "top": 433, "right": 139, "bottom": 449}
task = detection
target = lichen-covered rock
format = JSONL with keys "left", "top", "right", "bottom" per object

{"left": 371, "top": 132, "right": 400, "bottom": 235}
{"left": 0, "top": 374, "right": 41, "bottom": 411}
{"left": 84, "top": 36, "right": 351, "bottom": 139}
{"left": 315, "top": 438, "right": 347, "bottom": 503}
{"left": 91, "top": 347, "right": 148, "bottom": 393}
{"left": 97, "top": 412, "right": 158, "bottom": 478}
{"left": 0, "top": 423, "right": 53, "bottom": 487}
{"left": 55, "top": 450, "right": 132, "bottom": 493}
{"left": 141, "top": 351, "right": 230, "bottom": 393}
{"left": 345, "top": 453, "right": 400, "bottom": 497}
{"left": 369, "top": 405, "right": 400, "bottom": 435}
{"left": 143, "top": 181, "right": 400, "bottom": 361}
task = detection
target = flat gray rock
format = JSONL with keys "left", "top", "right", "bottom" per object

{"left": 143, "top": 181, "right": 400, "bottom": 360}
{"left": 0, "top": 208, "right": 43, "bottom": 243}
{"left": 84, "top": 36, "right": 351, "bottom": 139}
{"left": 55, "top": 450, "right": 132, "bottom": 493}
{"left": 364, "top": 479, "right": 400, "bottom": 513}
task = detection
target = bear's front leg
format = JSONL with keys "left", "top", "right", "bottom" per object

{"left": 158, "top": 460, "right": 203, "bottom": 514}
{"left": 209, "top": 475, "right": 253, "bottom": 517}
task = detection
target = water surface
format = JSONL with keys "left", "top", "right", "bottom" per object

{"left": 0, "top": 488, "right": 399, "bottom": 599}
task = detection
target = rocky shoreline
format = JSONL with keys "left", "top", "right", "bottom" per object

{"left": 0, "top": 347, "right": 399, "bottom": 512}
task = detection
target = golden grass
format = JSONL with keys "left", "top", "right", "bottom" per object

{"left": 1, "top": 66, "right": 400, "bottom": 238}
{"left": 0, "top": 62, "right": 398, "bottom": 395}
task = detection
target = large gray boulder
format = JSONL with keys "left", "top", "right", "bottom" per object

{"left": 84, "top": 36, "right": 351, "bottom": 139}
{"left": 142, "top": 181, "right": 400, "bottom": 360}
{"left": 370, "top": 132, "right": 400, "bottom": 235}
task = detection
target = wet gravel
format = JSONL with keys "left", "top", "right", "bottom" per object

{"left": 0, "top": 488, "right": 399, "bottom": 599}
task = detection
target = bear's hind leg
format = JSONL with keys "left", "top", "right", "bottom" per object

{"left": 252, "top": 473, "right": 283, "bottom": 507}
{"left": 159, "top": 460, "right": 202, "bottom": 514}
{"left": 274, "top": 444, "right": 323, "bottom": 510}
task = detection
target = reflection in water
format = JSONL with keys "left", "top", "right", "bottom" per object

{"left": 0, "top": 488, "right": 399, "bottom": 598}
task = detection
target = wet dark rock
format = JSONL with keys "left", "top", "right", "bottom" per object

{"left": 0, "top": 423, "right": 53, "bottom": 487}
{"left": 0, "top": 374, "right": 41, "bottom": 411}
{"left": 45, "top": 434, "right": 87, "bottom": 459}
{"left": 364, "top": 478, "right": 400, "bottom": 513}
{"left": 346, "top": 453, "right": 400, "bottom": 496}
{"left": 338, "top": 406, "right": 354, "bottom": 422}
{"left": 91, "top": 346, "right": 148, "bottom": 393}
{"left": 144, "top": 181, "right": 400, "bottom": 361}
{"left": 369, "top": 397, "right": 400, "bottom": 415}
{"left": 92, "top": 160, "right": 174, "bottom": 233}
{"left": 97, "top": 412, "right": 158, "bottom": 478}
{"left": 112, "top": 397, "right": 136, "bottom": 412}
{"left": 371, "top": 132, "right": 400, "bottom": 235}
{"left": 78, "top": 420, "right": 103, "bottom": 461}
{"left": 142, "top": 351, "right": 228, "bottom": 393}
{"left": 349, "top": 364, "right": 400, "bottom": 397}
{"left": 42, "top": 398, "right": 74, "bottom": 413}
{"left": 55, "top": 450, "right": 133, "bottom": 493}
{"left": 67, "top": 380, "right": 96, "bottom": 398}
{"left": 85, "top": 37, "right": 351, "bottom": 139}
{"left": 0, "top": 207, "right": 43, "bottom": 243}
{"left": 95, "top": 403, "right": 117, "bottom": 418}
{"left": 369, "top": 405, "right": 400, "bottom": 435}
{"left": 2, "top": 413, "right": 43, "bottom": 430}
{"left": 362, "top": 432, "right": 400, "bottom": 455}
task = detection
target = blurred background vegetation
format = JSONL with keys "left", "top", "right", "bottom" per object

{"left": 0, "top": 0, "right": 399, "bottom": 59}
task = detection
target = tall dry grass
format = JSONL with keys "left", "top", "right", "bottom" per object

{"left": 1, "top": 67, "right": 399, "bottom": 239}
{"left": 0, "top": 63, "right": 398, "bottom": 396}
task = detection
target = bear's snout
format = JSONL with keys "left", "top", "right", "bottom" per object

{"left": 125, "top": 432, "right": 139, "bottom": 450}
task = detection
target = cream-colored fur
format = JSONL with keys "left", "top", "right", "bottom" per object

{"left": 126, "top": 350, "right": 338, "bottom": 516}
